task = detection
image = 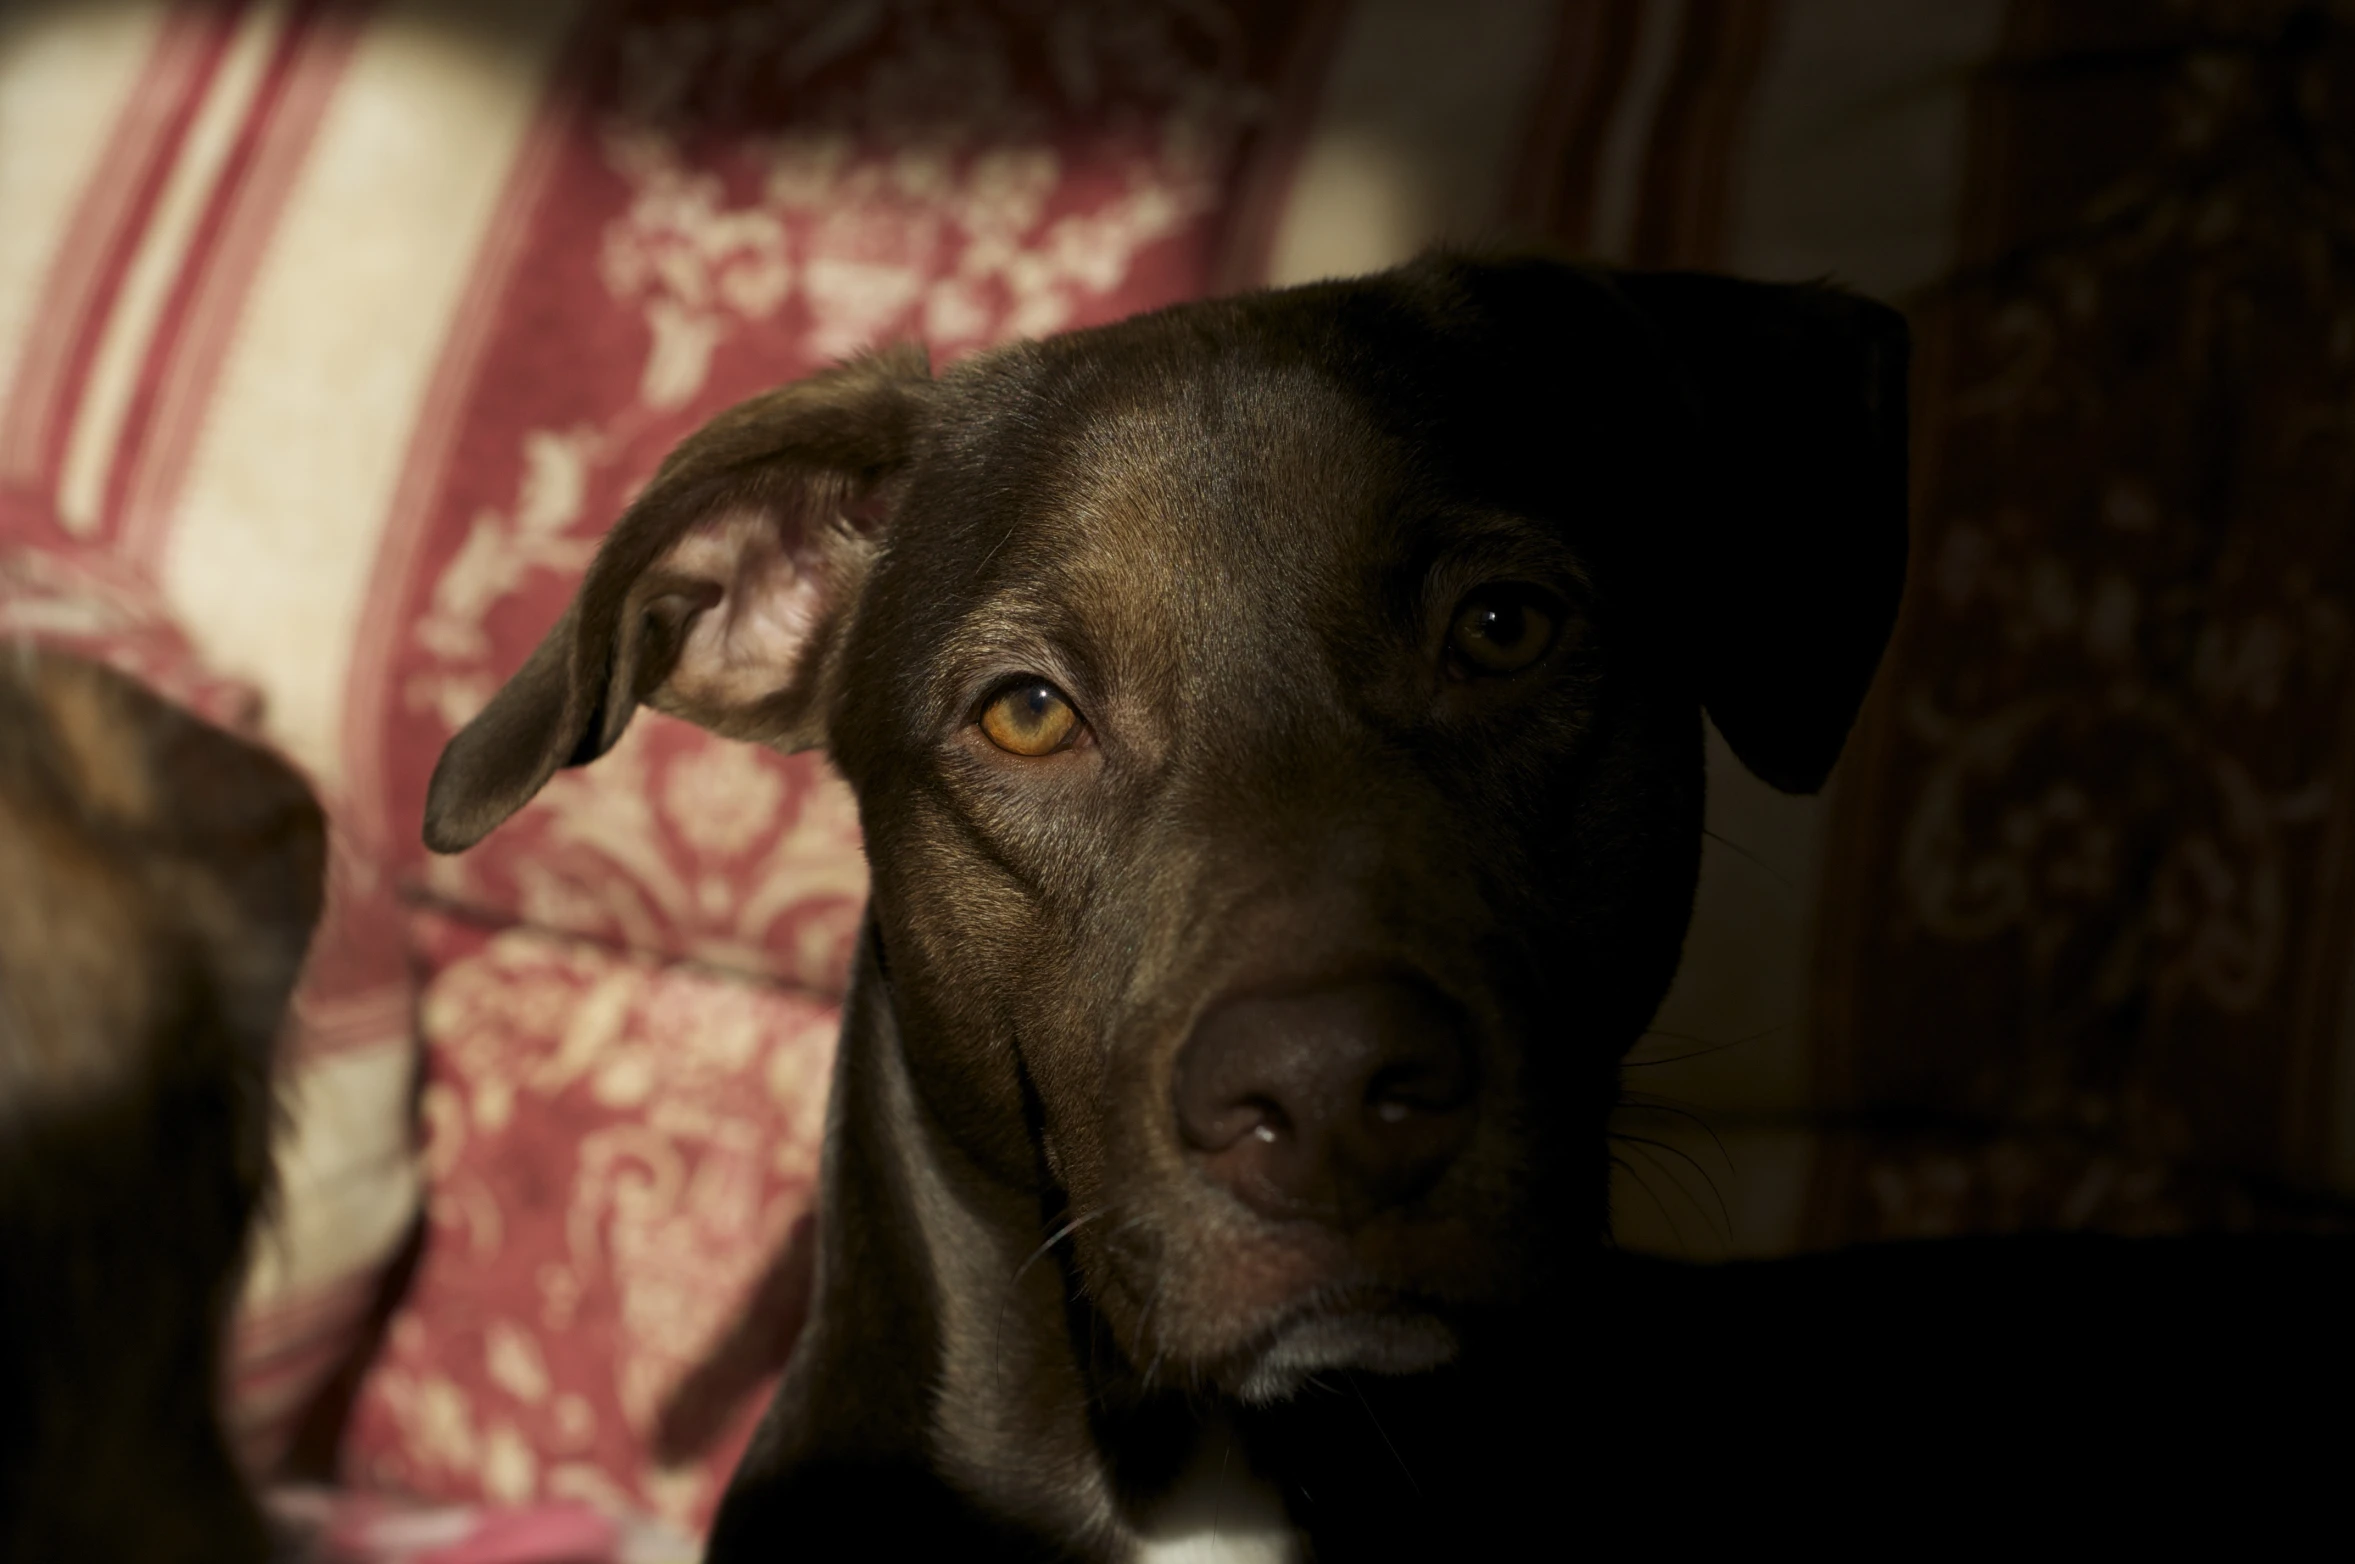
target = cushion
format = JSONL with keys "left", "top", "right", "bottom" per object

{"left": 340, "top": 911, "right": 834, "bottom": 1534}
{"left": 19, "top": 0, "right": 2351, "bottom": 1532}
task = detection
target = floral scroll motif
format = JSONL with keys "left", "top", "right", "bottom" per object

{"left": 344, "top": 914, "right": 836, "bottom": 1532}
{"left": 394, "top": 0, "right": 1279, "bottom": 993}
{"left": 1813, "top": 3, "right": 2355, "bottom": 1234}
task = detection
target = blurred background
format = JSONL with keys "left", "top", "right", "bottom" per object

{"left": 3, "top": 0, "right": 2352, "bottom": 1549}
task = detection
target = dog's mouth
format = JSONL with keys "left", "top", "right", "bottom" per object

{"left": 1082, "top": 1182, "right": 1515, "bottom": 1404}
{"left": 1201, "top": 1289, "right": 1462, "bottom": 1404}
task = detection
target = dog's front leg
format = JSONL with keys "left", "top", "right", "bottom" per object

{"left": 706, "top": 926, "right": 1132, "bottom": 1561}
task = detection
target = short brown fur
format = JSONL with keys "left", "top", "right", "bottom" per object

{"left": 1, "top": 649, "right": 325, "bottom": 1564}
{"left": 427, "top": 253, "right": 1908, "bottom": 1558}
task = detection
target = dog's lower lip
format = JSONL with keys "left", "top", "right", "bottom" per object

{"left": 1220, "top": 1296, "right": 1461, "bottom": 1404}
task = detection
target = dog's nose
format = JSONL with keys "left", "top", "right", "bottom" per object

{"left": 1173, "top": 978, "right": 1476, "bottom": 1223}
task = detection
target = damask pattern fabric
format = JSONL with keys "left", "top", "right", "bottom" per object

{"left": 376, "top": 0, "right": 1311, "bottom": 994}
{"left": 12, "top": 0, "right": 2355, "bottom": 1543}
{"left": 1801, "top": 0, "right": 2355, "bottom": 1242}
{"left": 265, "top": 1485, "right": 699, "bottom": 1564}
{"left": 342, "top": 912, "right": 835, "bottom": 1532}
{"left": 0, "top": 0, "right": 2010, "bottom": 1515}
{"left": 0, "top": 534, "right": 259, "bottom": 731}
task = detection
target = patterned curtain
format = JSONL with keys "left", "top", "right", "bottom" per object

{"left": 1806, "top": 0, "right": 2355, "bottom": 1241}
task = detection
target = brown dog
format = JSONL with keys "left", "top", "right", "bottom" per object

{"left": 0, "top": 648, "right": 324, "bottom": 1563}
{"left": 425, "top": 252, "right": 1907, "bottom": 1557}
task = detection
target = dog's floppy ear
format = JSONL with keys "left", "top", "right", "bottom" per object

{"left": 423, "top": 345, "right": 931, "bottom": 853}
{"left": 1609, "top": 271, "right": 1909, "bottom": 795}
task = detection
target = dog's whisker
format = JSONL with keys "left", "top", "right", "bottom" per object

{"left": 993, "top": 1202, "right": 1127, "bottom": 1401}
{"left": 1614, "top": 1086, "right": 1740, "bottom": 1208}
{"left": 1612, "top": 1120, "right": 1729, "bottom": 1180}
{"left": 1621, "top": 1016, "right": 1797, "bottom": 1068}
{"left": 1613, "top": 1095, "right": 1738, "bottom": 1175}
{"left": 1125, "top": 1254, "right": 1173, "bottom": 1396}
{"left": 1700, "top": 826, "right": 1800, "bottom": 898}
{"left": 1345, "top": 1373, "right": 1423, "bottom": 1500}
{"left": 1013, "top": 1203, "right": 1117, "bottom": 1289}
{"left": 1608, "top": 1151, "right": 1691, "bottom": 1254}
{"left": 1611, "top": 1133, "right": 1733, "bottom": 1247}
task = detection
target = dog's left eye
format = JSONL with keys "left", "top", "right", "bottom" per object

{"left": 980, "top": 680, "right": 1081, "bottom": 756}
{"left": 1448, "top": 586, "right": 1560, "bottom": 676}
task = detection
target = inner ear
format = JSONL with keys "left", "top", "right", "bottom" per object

{"left": 640, "top": 496, "right": 883, "bottom": 745}
{"left": 423, "top": 345, "right": 930, "bottom": 854}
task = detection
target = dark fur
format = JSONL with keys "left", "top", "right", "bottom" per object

{"left": 426, "top": 253, "right": 1907, "bottom": 1557}
{"left": 0, "top": 648, "right": 324, "bottom": 1563}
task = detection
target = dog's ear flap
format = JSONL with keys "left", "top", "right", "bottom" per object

{"left": 1608, "top": 272, "right": 1909, "bottom": 795}
{"left": 423, "top": 345, "right": 931, "bottom": 853}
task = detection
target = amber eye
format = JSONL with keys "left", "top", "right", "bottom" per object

{"left": 1448, "top": 587, "right": 1560, "bottom": 676}
{"left": 980, "top": 680, "right": 1081, "bottom": 756}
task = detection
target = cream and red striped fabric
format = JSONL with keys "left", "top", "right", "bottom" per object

{"left": 2, "top": 1, "right": 422, "bottom": 1476}
{"left": 0, "top": 0, "right": 2016, "bottom": 1518}
{"left": 45, "top": 0, "right": 2346, "bottom": 1538}
{"left": 0, "top": 0, "right": 2011, "bottom": 1512}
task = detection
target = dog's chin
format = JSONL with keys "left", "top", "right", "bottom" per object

{"left": 1219, "top": 1309, "right": 1461, "bottom": 1405}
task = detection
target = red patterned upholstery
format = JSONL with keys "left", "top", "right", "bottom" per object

{"left": 328, "top": 10, "right": 1315, "bottom": 1522}
{"left": 343, "top": 911, "right": 834, "bottom": 1531}
{"left": 13, "top": 0, "right": 2352, "bottom": 1548}
{"left": 0, "top": 530, "right": 258, "bottom": 731}
{"left": 0, "top": 0, "right": 2024, "bottom": 1525}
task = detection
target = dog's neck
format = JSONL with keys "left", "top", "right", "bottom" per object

{"left": 868, "top": 954, "right": 1116, "bottom": 1541}
{"left": 771, "top": 930, "right": 1298, "bottom": 1561}
{"left": 1131, "top": 1417, "right": 1295, "bottom": 1564}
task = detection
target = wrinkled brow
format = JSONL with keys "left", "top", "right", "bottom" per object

{"left": 1394, "top": 509, "right": 1594, "bottom": 598}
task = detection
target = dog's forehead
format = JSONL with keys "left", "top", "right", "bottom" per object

{"left": 1026, "top": 360, "right": 1394, "bottom": 592}
{"left": 904, "top": 335, "right": 1420, "bottom": 690}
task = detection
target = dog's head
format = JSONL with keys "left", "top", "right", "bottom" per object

{"left": 426, "top": 253, "right": 1905, "bottom": 1403}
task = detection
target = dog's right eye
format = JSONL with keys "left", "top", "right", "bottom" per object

{"left": 979, "top": 681, "right": 1081, "bottom": 756}
{"left": 1447, "top": 585, "right": 1561, "bottom": 677}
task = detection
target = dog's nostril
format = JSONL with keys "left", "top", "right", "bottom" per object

{"left": 1172, "top": 977, "right": 1478, "bottom": 1223}
{"left": 1183, "top": 1094, "right": 1290, "bottom": 1154}
{"left": 1367, "top": 1056, "right": 1470, "bottom": 1114}
{"left": 1247, "top": 1099, "right": 1291, "bottom": 1144}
